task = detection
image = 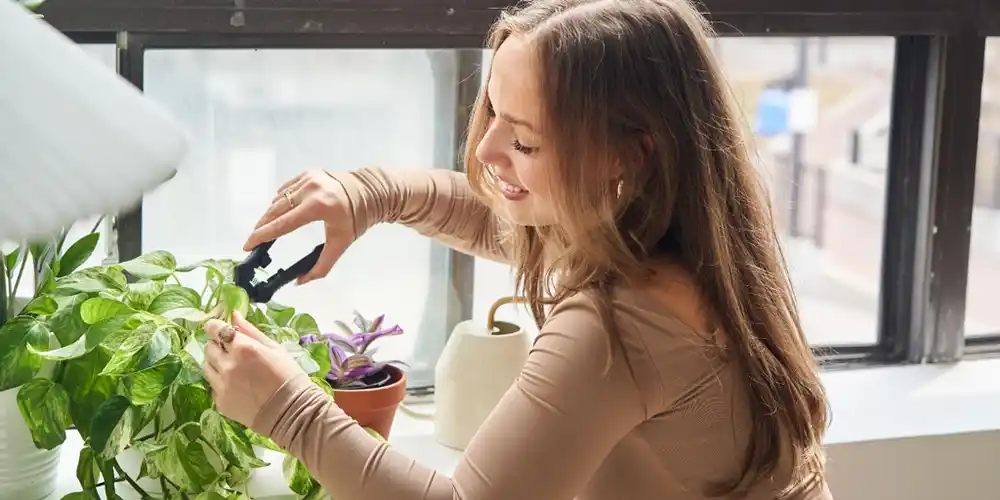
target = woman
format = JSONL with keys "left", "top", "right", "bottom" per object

{"left": 202, "top": 1, "right": 833, "bottom": 498}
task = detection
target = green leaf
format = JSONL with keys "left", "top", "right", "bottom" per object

{"left": 119, "top": 251, "right": 177, "bottom": 280}
{"left": 289, "top": 313, "right": 320, "bottom": 336}
{"left": 31, "top": 315, "right": 131, "bottom": 361}
{"left": 154, "top": 426, "right": 222, "bottom": 492}
{"left": 35, "top": 262, "right": 58, "bottom": 296}
{"left": 15, "top": 378, "right": 72, "bottom": 449}
{"left": 246, "top": 307, "right": 271, "bottom": 329}
{"left": 123, "top": 280, "right": 164, "bottom": 311}
{"left": 282, "top": 341, "right": 321, "bottom": 374}
{"left": 54, "top": 266, "right": 127, "bottom": 295}
{"left": 58, "top": 233, "right": 101, "bottom": 277}
{"left": 305, "top": 342, "right": 331, "bottom": 377}
{"left": 172, "top": 383, "right": 213, "bottom": 426}
{"left": 47, "top": 293, "right": 92, "bottom": 346}
{"left": 148, "top": 286, "right": 202, "bottom": 315}
{"left": 175, "top": 351, "right": 206, "bottom": 385}
{"left": 0, "top": 317, "right": 51, "bottom": 391}
{"left": 79, "top": 297, "right": 136, "bottom": 325}
{"left": 3, "top": 247, "right": 19, "bottom": 278}
{"left": 217, "top": 284, "right": 250, "bottom": 321}
{"left": 310, "top": 375, "right": 338, "bottom": 400}
{"left": 200, "top": 410, "right": 268, "bottom": 470}
{"left": 246, "top": 429, "right": 283, "bottom": 452}
{"left": 60, "top": 492, "right": 99, "bottom": 500}
{"left": 282, "top": 454, "right": 315, "bottom": 496}
{"left": 76, "top": 446, "right": 101, "bottom": 489}
{"left": 192, "top": 259, "right": 236, "bottom": 288}
{"left": 120, "top": 354, "right": 181, "bottom": 405}
{"left": 20, "top": 295, "right": 58, "bottom": 316}
{"left": 163, "top": 307, "right": 210, "bottom": 322}
{"left": 194, "top": 493, "right": 228, "bottom": 500}
{"left": 60, "top": 349, "right": 114, "bottom": 435}
{"left": 265, "top": 302, "right": 295, "bottom": 327}
{"left": 89, "top": 395, "right": 136, "bottom": 461}
{"left": 100, "top": 323, "right": 169, "bottom": 376}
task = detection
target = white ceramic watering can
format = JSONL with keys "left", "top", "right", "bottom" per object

{"left": 434, "top": 296, "right": 532, "bottom": 450}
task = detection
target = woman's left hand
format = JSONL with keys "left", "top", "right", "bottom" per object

{"left": 203, "top": 312, "right": 307, "bottom": 430}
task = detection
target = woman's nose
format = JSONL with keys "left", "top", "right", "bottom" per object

{"left": 475, "top": 122, "right": 506, "bottom": 167}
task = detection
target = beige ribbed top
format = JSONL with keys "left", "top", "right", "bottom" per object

{"left": 253, "top": 167, "right": 833, "bottom": 500}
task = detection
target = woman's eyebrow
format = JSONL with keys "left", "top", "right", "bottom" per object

{"left": 498, "top": 110, "right": 537, "bottom": 133}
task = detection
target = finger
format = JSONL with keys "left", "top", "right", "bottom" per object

{"left": 276, "top": 172, "right": 306, "bottom": 195}
{"left": 243, "top": 203, "right": 316, "bottom": 251}
{"left": 231, "top": 311, "right": 280, "bottom": 349}
{"left": 204, "top": 361, "right": 223, "bottom": 391}
{"left": 271, "top": 178, "right": 307, "bottom": 206}
{"left": 252, "top": 195, "right": 295, "bottom": 234}
{"left": 299, "top": 233, "right": 347, "bottom": 285}
{"left": 204, "top": 338, "right": 227, "bottom": 372}
{"left": 204, "top": 319, "right": 228, "bottom": 341}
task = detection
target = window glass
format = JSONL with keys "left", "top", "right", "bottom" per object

{"left": 965, "top": 38, "right": 1000, "bottom": 338}
{"left": 142, "top": 49, "right": 463, "bottom": 376}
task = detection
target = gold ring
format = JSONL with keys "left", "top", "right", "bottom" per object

{"left": 283, "top": 190, "right": 295, "bottom": 208}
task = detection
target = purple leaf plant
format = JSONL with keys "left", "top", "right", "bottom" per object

{"left": 300, "top": 311, "right": 407, "bottom": 389}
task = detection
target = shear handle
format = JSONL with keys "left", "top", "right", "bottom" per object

{"left": 259, "top": 243, "right": 325, "bottom": 292}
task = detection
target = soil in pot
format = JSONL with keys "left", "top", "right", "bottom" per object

{"left": 332, "top": 364, "right": 406, "bottom": 440}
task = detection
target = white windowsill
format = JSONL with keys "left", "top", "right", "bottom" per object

{"left": 51, "top": 357, "right": 1000, "bottom": 499}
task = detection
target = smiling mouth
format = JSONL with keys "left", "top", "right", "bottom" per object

{"left": 498, "top": 178, "right": 528, "bottom": 195}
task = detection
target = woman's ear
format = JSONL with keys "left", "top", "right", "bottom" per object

{"left": 640, "top": 133, "right": 654, "bottom": 157}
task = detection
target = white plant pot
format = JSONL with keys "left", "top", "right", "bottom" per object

{"left": 433, "top": 319, "right": 531, "bottom": 450}
{"left": 0, "top": 386, "right": 62, "bottom": 500}
{"left": 0, "top": 0, "right": 188, "bottom": 242}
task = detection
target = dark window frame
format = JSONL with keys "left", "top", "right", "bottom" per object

{"left": 52, "top": 0, "right": 997, "bottom": 372}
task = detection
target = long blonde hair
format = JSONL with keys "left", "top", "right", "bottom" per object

{"left": 464, "top": 0, "right": 827, "bottom": 495}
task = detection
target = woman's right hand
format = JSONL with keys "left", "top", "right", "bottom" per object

{"left": 243, "top": 169, "right": 358, "bottom": 285}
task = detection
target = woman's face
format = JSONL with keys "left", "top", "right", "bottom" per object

{"left": 475, "top": 36, "right": 558, "bottom": 227}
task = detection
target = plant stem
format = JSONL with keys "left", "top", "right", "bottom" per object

{"left": 0, "top": 254, "right": 8, "bottom": 326}
{"left": 101, "top": 461, "right": 117, "bottom": 499}
{"left": 89, "top": 216, "right": 105, "bottom": 236}
{"left": 113, "top": 459, "right": 150, "bottom": 498}
{"left": 10, "top": 246, "right": 29, "bottom": 311}
{"left": 94, "top": 477, "right": 126, "bottom": 487}
{"left": 154, "top": 415, "right": 170, "bottom": 495}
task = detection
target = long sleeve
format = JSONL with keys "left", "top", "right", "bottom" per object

{"left": 333, "top": 166, "right": 512, "bottom": 263}
{"left": 252, "top": 293, "right": 649, "bottom": 500}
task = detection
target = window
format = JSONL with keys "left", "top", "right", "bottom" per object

{"left": 142, "top": 49, "right": 470, "bottom": 389}
{"left": 712, "top": 37, "right": 895, "bottom": 347}
{"left": 29, "top": 0, "right": 1000, "bottom": 371}
{"left": 967, "top": 38, "right": 1000, "bottom": 338}
{"left": 471, "top": 38, "right": 898, "bottom": 348}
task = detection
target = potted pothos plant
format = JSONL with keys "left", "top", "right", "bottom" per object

{"left": 0, "top": 219, "right": 106, "bottom": 500}
{"left": 5, "top": 228, "right": 393, "bottom": 499}
{"left": 299, "top": 312, "right": 408, "bottom": 439}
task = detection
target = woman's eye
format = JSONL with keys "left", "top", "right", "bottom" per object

{"left": 512, "top": 139, "right": 537, "bottom": 155}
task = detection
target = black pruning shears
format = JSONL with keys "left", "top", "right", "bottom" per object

{"left": 234, "top": 240, "right": 325, "bottom": 303}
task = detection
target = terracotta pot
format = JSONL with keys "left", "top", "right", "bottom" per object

{"left": 333, "top": 365, "right": 407, "bottom": 439}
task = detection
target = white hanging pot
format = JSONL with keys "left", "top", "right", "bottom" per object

{"left": 0, "top": 0, "right": 188, "bottom": 242}
{"left": 434, "top": 296, "right": 531, "bottom": 450}
{"left": 0, "top": 386, "right": 62, "bottom": 500}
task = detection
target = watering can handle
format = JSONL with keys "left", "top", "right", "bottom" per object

{"left": 486, "top": 296, "right": 529, "bottom": 331}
